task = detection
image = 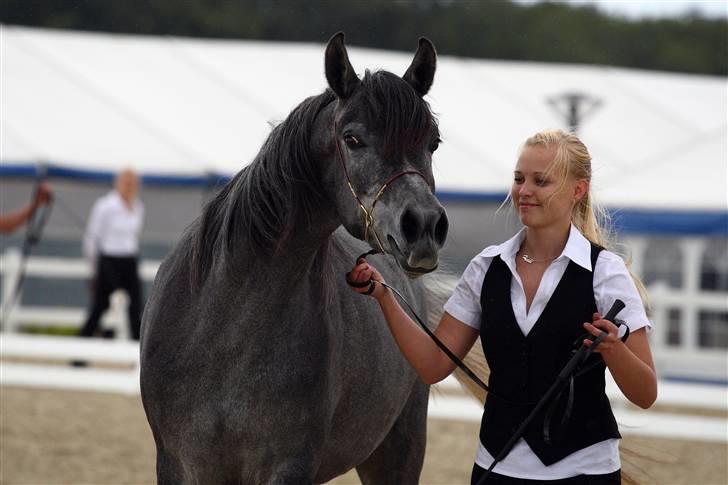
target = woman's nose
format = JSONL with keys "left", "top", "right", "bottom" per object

{"left": 519, "top": 182, "right": 533, "bottom": 196}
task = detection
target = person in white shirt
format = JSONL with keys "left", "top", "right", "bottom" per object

{"left": 348, "top": 129, "right": 657, "bottom": 484}
{"left": 80, "top": 169, "right": 145, "bottom": 340}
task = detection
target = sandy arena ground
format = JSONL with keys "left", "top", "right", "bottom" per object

{"left": 1, "top": 387, "right": 726, "bottom": 485}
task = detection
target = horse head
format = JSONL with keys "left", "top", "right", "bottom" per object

{"left": 323, "top": 32, "right": 448, "bottom": 276}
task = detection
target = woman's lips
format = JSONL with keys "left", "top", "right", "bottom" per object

{"left": 519, "top": 203, "right": 538, "bottom": 210}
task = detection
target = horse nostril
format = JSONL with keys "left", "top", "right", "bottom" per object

{"left": 401, "top": 208, "right": 421, "bottom": 244}
{"left": 434, "top": 212, "right": 448, "bottom": 246}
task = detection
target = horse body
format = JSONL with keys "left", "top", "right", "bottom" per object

{"left": 141, "top": 34, "right": 447, "bottom": 484}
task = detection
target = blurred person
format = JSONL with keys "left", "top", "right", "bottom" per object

{"left": 80, "top": 169, "right": 144, "bottom": 340}
{"left": 0, "top": 183, "right": 52, "bottom": 234}
{"left": 349, "top": 129, "right": 656, "bottom": 484}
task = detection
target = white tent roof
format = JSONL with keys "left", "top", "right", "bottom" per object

{"left": 2, "top": 25, "right": 726, "bottom": 212}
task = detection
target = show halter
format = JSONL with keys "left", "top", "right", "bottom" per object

{"left": 332, "top": 119, "right": 429, "bottom": 255}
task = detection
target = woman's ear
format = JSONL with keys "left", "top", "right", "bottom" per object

{"left": 574, "top": 179, "right": 589, "bottom": 203}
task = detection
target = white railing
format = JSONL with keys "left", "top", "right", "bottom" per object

{"left": 0, "top": 334, "right": 725, "bottom": 442}
{"left": 1, "top": 333, "right": 140, "bottom": 394}
{"left": 0, "top": 248, "right": 160, "bottom": 338}
{"left": 0, "top": 247, "right": 726, "bottom": 442}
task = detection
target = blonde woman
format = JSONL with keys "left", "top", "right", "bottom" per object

{"left": 349, "top": 129, "right": 656, "bottom": 484}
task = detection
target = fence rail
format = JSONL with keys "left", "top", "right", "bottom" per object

{"left": 1, "top": 334, "right": 140, "bottom": 394}
{"left": 1, "top": 333, "right": 725, "bottom": 442}
{"left": 1, "top": 249, "right": 726, "bottom": 442}
{"left": 0, "top": 249, "right": 160, "bottom": 337}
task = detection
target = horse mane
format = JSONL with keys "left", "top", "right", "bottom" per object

{"left": 189, "top": 70, "right": 438, "bottom": 287}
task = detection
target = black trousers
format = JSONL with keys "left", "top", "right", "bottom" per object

{"left": 471, "top": 463, "right": 621, "bottom": 485}
{"left": 79, "top": 255, "right": 142, "bottom": 340}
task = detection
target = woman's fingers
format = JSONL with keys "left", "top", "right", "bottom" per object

{"left": 348, "top": 261, "right": 388, "bottom": 299}
{"left": 350, "top": 263, "right": 370, "bottom": 282}
{"left": 582, "top": 318, "right": 621, "bottom": 352}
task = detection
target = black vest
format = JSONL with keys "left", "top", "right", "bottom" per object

{"left": 478, "top": 244, "right": 620, "bottom": 466}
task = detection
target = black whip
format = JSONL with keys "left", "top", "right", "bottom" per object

{"left": 474, "top": 299, "right": 625, "bottom": 484}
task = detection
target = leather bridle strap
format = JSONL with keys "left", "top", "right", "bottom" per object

{"left": 333, "top": 120, "right": 428, "bottom": 254}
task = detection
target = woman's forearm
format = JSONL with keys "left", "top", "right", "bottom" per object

{"left": 377, "top": 290, "right": 455, "bottom": 384}
{"left": 0, "top": 204, "right": 34, "bottom": 234}
{"left": 603, "top": 337, "right": 657, "bottom": 409}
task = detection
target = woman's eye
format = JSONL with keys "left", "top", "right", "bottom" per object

{"left": 344, "top": 134, "right": 361, "bottom": 149}
{"left": 514, "top": 176, "right": 524, "bottom": 184}
{"left": 536, "top": 178, "right": 549, "bottom": 186}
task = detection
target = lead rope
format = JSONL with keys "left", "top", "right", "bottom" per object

{"left": 333, "top": 119, "right": 497, "bottom": 398}
{"left": 346, "top": 251, "right": 532, "bottom": 407}
{"left": 346, "top": 251, "right": 627, "bottom": 484}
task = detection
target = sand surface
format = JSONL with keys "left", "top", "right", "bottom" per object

{"left": 1, "top": 387, "right": 726, "bottom": 485}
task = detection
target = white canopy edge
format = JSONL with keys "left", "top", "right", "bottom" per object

{"left": 2, "top": 25, "right": 726, "bottom": 211}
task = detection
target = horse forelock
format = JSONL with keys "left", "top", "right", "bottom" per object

{"left": 359, "top": 70, "right": 439, "bottom": 161}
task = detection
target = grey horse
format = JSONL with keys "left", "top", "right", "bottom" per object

{"left": 140, "top": 32, "right": 449, "bottom": 484}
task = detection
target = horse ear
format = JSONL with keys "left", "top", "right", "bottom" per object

{"left": 325, "top": 32, "right": 360, "bottom": 99}
{"left": 403, "top": 37, "right": 437, "bottom": 97}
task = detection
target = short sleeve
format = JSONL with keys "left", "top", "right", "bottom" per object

{"left": 593, "top": 251, "right": 652, "bottom": 333}
{"left": 443, "top": 254, "right": 493, "bottom": 330}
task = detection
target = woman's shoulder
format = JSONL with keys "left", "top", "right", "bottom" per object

{"left": 595, "top": 248, "right": 629, "bottom": 270}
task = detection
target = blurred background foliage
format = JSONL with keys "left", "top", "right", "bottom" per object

{"left": 1, "top": 0, "right": 726, "bottom": 75}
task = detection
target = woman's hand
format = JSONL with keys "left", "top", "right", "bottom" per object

{"left": 348, "top": 258, "right": 389, "bottom": 301}
{"left": 582, "top": 312, "right": 623, "bottom": 357}
{"left": 585, "top": 314, "right": 657, "bottom": 409}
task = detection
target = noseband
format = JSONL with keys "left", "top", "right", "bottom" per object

{"left": 333, "top": 120, "right": 429, "bottom": 254}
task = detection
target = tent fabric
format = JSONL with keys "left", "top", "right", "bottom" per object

{"left": 2, "top": 25, "right": 726, "bottom": 219}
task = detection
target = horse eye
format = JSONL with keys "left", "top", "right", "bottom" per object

{"left": 429, "top": 138, "right": 441, "bottom": 153}
{"left": 344, "top": 134, "right": 362, "bottom": 149}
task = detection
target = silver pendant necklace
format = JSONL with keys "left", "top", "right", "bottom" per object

{"left": 520, "top": 252, "right": 556, "bottom": 264}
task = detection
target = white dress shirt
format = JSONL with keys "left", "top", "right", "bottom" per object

{"left": 83, "top": 191, "right": 144, "bottom": 264}
{"left": 443, "top": 225, "right": 651, "bottom": 480}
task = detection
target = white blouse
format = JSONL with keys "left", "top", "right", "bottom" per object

{"left": 443, "top": 225, "right": 651, "bottom": 480}
{"left": 83, "top": 191, "right": 144, "bottom": 264}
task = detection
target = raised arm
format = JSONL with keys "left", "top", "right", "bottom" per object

{"left": 0, "top": 183, "right": 51, "bottom": 234}
{"left": 349, "top": 260, "right": 479, "bottom": 384}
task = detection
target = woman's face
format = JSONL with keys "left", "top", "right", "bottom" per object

{"left": 511, "top": 145, "right": 586, "bottom": 230}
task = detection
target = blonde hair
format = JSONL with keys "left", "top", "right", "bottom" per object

{"left": 522, "top": 129, "right": 651, "bottom": 313}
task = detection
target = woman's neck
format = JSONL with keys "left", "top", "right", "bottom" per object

{"left": 520, "top": 223, "right": 572, "bottom": 260}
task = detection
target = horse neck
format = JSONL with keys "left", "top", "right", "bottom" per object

{"left": 197, "top": 96, "right": 344, "bottom": 290}
{"left": 251, "top": 102, "right": 341, "bottom": 272}
{"left": 227, "top": 170, "right": 341, "bottom": 285}
{"left": 223, "top": 219, "right": 340, "bottom": 303}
